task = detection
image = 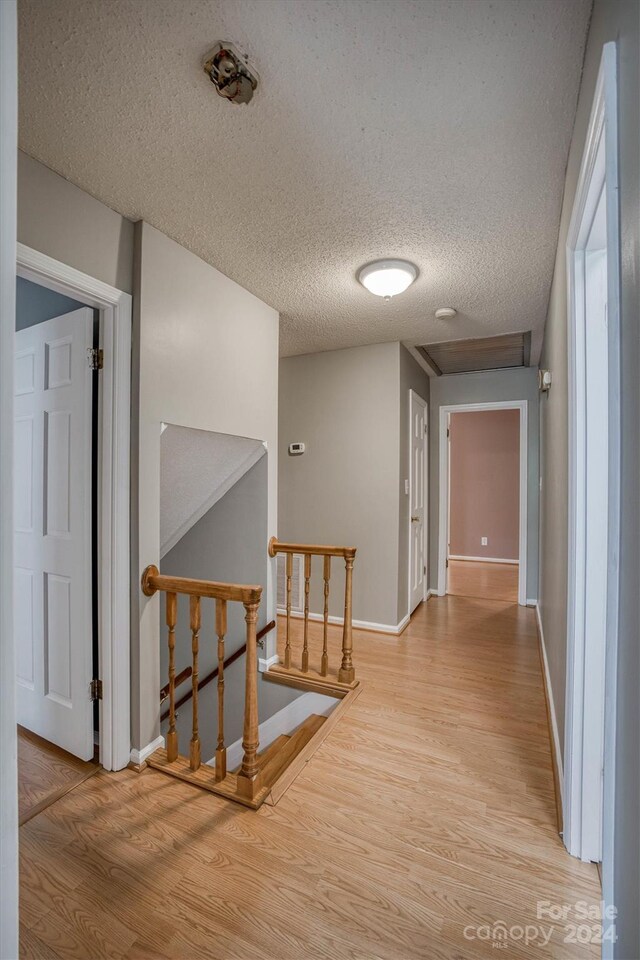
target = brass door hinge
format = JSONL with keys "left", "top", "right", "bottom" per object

{"left": 87, "top": 347, "right": 104, "bottom": 371}
{"left": 89, "top": 678, "right": 103, "bottom": 701}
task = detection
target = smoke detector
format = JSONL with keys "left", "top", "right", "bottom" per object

{"left": 435, "top": 307, "right": 457, "bottom": 320}
{"left": 203, "top": 42, "right": 259, "bottom": 105}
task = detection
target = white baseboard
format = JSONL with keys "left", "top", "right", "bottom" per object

{"left": 130, "top": 735, "right": 164, "bottom": 766}
{"left": 448, "top": 555, "right": 519, "bottom": 565}
{"left": 207, "top": 691, "right": 337, "bottom": 771}
{"left": 526, "top": 598, "right": 538, "bottom": 607}
{"left": 259, "top": 653, "right": 280, "bottom": 672}
{"left": 277, "top": 608, "right": 409, "bottom": 636}
{"left": 535, "top": 604, "right": 564, "bottom": 812}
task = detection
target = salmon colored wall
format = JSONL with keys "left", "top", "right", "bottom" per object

{"left": 449, "top": 409, "right": 520, "bottom": 561}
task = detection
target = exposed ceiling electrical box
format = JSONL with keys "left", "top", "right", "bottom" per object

{"left": 203, "top": 42, "right": 258, "bottom": 105}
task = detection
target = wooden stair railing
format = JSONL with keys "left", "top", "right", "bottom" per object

{"left": 159, "top": 620, "right": 276, "bottom": 721}
{"left": 141, "top": 565, "right": 263, "bottom": 804}
{"left": 268, "top": 538, "right": 357, "bottom": 686}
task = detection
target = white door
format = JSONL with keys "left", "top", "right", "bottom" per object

{"left": 14, "top": 308, "right": 95, "bottom": 760}
{"left": 409, "top": 391, "right": 428, "bottom": 613}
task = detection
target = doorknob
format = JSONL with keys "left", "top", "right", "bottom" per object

{"left": 411, "top": 516, "right": 420, "bottom": 522}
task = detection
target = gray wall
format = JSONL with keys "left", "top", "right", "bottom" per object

{"left": 16, "top": 275, "right": 84, "bottom": 329}
{"left": 429, "top": 367, "right": 540, "bottom": 599}
{"left": 398, "top": 346, "right": 430, "bottom": 622}
{"left": 279, "top": 342, "right": 429, "bottom": 628}
{"left": 538, "top": 0, "right": 639, "bottom": 954}
{"left": 161, "top": 455, "right": 300, "bottom": 762}
{"left": 279, "top": 342, "right": 402, "bottom": 627}
{"left": 18, "top": 151, "right": 134, "bottom": 293}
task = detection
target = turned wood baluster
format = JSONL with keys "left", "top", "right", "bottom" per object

{"left": 237, "top": 600, "right": 260, "bottom": 800}
{"left": 215, "top": 599, "right": 227, "bottom": 781}
{"left": 284, "top": 552, "right": 293, "bottom": 669}
{"left": 301, "top": 554, "right": 311, "bottom": 672}
{"left": 189, "top": 596, "right": 201, "bottom": 771}
{"left": 339, "top": 554, "right": 355, "bottom": 684}
{"left": 166, "top": 592, "right": 178, "bottom": 762}
{"left": 321, "top": 555, "right": 331, "bottom": 676}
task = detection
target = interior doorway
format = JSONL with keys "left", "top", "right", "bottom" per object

{"left": 14, "top": 278, "right": 98, "bottom": 760}
{"left": 438, "top": 400, "right": 528, "bottom": 605}
{"left": 16, "top": 244, "right": 132, "bottom": 773}
{"left": 564, "top": 43, "right": 621, "bottom": 878}
{"left": 408, "top": 390, "right": 428, "bottom": 614}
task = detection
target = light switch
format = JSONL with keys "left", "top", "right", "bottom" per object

{"left": 481, "top": 537, "right": 488, "bottom": 546}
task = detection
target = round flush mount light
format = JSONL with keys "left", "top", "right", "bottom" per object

{"left": 357, "top": 259, "right": 418, "bottom": 300}
{"left": 435, "top": 307, "right": 457, "bottom": 320}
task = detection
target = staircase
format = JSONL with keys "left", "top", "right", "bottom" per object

{"left": 140, "top": 537, "right": 360, "bottom": 810}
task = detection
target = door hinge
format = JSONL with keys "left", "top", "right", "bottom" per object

{"left": 87, "top": 347, "right": 104, "bottom": 371}
{"left": 424, "top": 565, "right": 427, "bottom": 575}
{"left": 446, "top": 558, "right": 449, "bottom": 568}
{"left": 89, "top": 678, "right": 103, "bottom": 701}
{"left": 446, "top": 427, "right": 450, "bottom": 438}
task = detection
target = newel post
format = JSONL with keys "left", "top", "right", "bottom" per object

{"left": 339, "top": 551, "right": 356, "bottom": 684}
{"left": 237, "top": 599, "right": 261, "bottom": 800}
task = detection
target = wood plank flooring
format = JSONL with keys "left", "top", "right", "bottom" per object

{"left": 19, "top": 595, "right": 600, "bottom": 959}
{"left": 18, "top": 726, "right": 98, "bottom": 827}
{"left": 448, "top": 558, "right": 520, "bottom": 602}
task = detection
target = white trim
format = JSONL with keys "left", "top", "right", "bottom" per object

{"left": 408, "top": 390, "right": 429, "bottom": 617}
{"left": 526, "top": 599, "right": 538, "bottom": 608}
{"left": 536, "top": 604, "right": 564, "bottom": 813}
{"left": 437, "top": 400, "right": 528, "bottom": 606}
{"left": 130, "top": 735, "right": 165, "bottom": 767}
{"left": 277, "top": 608, "right": 410, "bottom": 636}
{"left": 564, "top": 44, "right": 620, "bottom": 881}
{"left": 448, "top": 555, "right": 518, "bottom": 565}
{"left": 207, "top": 691, "right": 337, "bottom": 771}
{"left": 258, "top": 653, "right": 280, "bottom": 672}
{"left": 16, "top": 243, "right": 132, "bottom": 772}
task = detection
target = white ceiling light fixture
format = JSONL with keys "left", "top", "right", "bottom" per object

{"left": 435, "top": 307, "right": 457, "bottom": 320}
{"left": 357, "top": 259, "right": 418, "bottom": 300}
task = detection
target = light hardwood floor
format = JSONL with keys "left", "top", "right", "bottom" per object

{"left": 448, "top": 558, "right": 519, "bottom": 602}
{"left": 17, "top": 726, "right": 98, "bottom": 827}
{"left": 19, "top": 595, "right": 600, "bottom": 959}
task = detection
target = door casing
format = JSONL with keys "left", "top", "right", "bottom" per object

{"left": 564, "top": 41, "right": 621, "bottom": 907}
{"left": 408, "top": 389, "right": 428, "bottom": 615}
{"left": 437, "top": 400, "right": 528, "bottom": 606}
{"left": 16, "top": 243, "right": 132, "bottom": 772}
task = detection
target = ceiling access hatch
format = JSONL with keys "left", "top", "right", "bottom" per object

{"left": 416, "top": 331, "right": 531, "bottom": 376}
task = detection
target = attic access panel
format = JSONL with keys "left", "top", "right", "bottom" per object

{"left": 417, "top": 332, "right": 531, "bottom": 376}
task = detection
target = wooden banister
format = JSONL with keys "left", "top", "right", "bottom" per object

{"left": 268, "top": 537, "right": 356, "bottom": 559}
{"left": 268, "top": 538, "right": 357, "bottom": 685}
{"left": 142, "top": 565, "right": 265, "bottom": 803}
{"left": 159, "top": 620, "right": 276, "bottom": 722}
{"left": 142, "top": 564, "right": 262, "bottom": 604}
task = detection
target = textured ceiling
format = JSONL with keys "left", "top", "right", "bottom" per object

{"left": 18, "top": 0, "right": 590, "bottom": 360}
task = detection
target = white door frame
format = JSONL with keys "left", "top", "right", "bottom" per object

{"left": 437, "top": 400, "right": 528, "bottom": 606}
{"left": 564, "top": 43, "right": 620, "bottom": 879}
{"left": 408, "top": 389, "right": 429, "bottom": 614}
{"left": 16, "top": 243, "right": 132, "bottom": 771}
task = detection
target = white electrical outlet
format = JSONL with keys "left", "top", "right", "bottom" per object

{"left": 481, "top": 537, "right": 488, "bottom": 546}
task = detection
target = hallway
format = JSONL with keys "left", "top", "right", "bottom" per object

{"left": 447, "top": 558, "right": 520, "bottom": 603}
{"left": 19, "top": 596, "right": 600, "bottom": 959}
